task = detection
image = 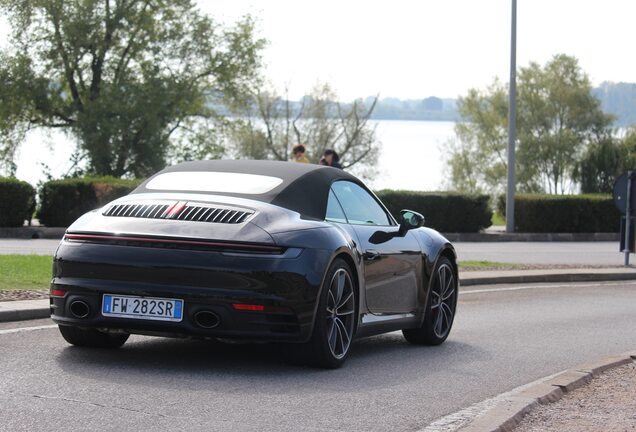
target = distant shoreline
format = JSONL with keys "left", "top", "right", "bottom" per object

{"left": 369, "top": 114, "right": 459, "bottom": 122}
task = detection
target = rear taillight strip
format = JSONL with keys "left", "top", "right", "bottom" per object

{"left": 64, "top": 233, "right": 283, "bottom": 253}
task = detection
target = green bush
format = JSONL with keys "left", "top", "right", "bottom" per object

{"left": 497, "top": 194, "right": 620, "bottom": 233}
{"left": 0, "top": 177, "right": 36, "bottom": 227}
{"left": 375, "top": 190, "right": 492, "bottom": 233}
{"left": 38, "top": 177, "right": 141, "bottom": 227}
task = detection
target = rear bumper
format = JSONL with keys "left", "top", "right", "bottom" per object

{"left": 51, "top": 293, "right": 302, "bottom": 341}
{"left": 50, "top": 239, "right": 332, "bottom": 342}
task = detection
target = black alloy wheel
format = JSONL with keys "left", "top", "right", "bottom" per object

{"left": 403, "top": 256, "right": 457, "bottom": 345}
{"left": 325, "top": 266, "right": 356, "bottom": 359}
{"left": 291, "top": 258, "right": 357, "bottom": 368}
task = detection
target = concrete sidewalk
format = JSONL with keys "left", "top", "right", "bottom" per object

{"left": 0, "top": 299, "right": 51, "bottom": 322}
{"left": 461, "top": 267, "right": 636, "bottom": 286}
{"left": 3, "top": 267, "right": 636, "bottom": 323}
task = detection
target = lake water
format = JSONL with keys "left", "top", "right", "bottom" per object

{"left": 369, "top": 120, "right": 455, "bottom": 191}
{"left": 14, "top": 120, "right": 457, "bottom": 191}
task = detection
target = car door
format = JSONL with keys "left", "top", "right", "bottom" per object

{"left": 330, "top": 181, "right": 421, "bottom": 314}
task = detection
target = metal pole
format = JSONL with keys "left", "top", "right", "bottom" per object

{"left": 506, "top": 0, "right": 517, "bottom": 233}
{"left": 625, "top": 171, "right": 633, "bottom": 266}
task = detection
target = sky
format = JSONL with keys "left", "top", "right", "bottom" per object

{"left": 2, "top": 0, "right": 636, "bottom": 187}
{"left": 204, "top": 0, "right": 636, "bottom": 101}
{"left": 1, "top": 0, "right": 634, "bottom": 100}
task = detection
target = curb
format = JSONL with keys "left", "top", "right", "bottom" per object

{"left": 0, "top": 299, "right": 50, "bottom": 322}
{"left": 460, "top": 271, "right": 636, "bottom": 286}
{"left": 458, "top": 353, "right": 636, "bottom": 432}
{"left": 2, "top": 271, "right": 636, "bottom": 323}
{"left": 444, "top": 232, "right": 619, "bottom": 242}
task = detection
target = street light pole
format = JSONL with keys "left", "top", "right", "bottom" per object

{"left": 506, "top": 0, "right": 517, "bottom": 233}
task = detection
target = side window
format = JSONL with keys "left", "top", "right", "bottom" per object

{"left": 331, "top": 181, "right": 393, "bottom": 226}
{"left": 325, "top": 189, "right": 348, "bottom": 223}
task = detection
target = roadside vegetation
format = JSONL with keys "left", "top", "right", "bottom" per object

{"left": 0, "top": 3, "right": 631, "bottom": 235}
{"left": 0, "top": 255, "right": 52, "bottom": 290}
{"left": 448, "top": 54, "right": 634, "bottom": 196}
{"left": 458, "top": 261, "right": 522, "bottom": 270}
{"left": 0, "top": 256, "right": 524, "bottom": 291}
{"left": 0, "top": 2, "right": 380, "bottom": 178}
{"left": 491, "top": 212, "right": 505, "bottom": 226}
{"left": 0, "top": 255, "right": 622, "bottom": 292}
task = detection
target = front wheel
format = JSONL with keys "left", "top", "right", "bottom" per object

{"left": 58, "top": 325, "right": 129, "bottom": 348}
{"left": 403, "top": 256, "right": 457, "bottom": 345}
{"left": 290, "top": 258, "right": 357, "bottom": 368}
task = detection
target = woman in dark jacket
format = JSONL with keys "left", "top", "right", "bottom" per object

{"left": 319, "top": 149, "right": 343, "bottom": 169}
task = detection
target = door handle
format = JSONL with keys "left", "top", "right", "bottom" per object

{"left": 363, "top": 250, "right": 381, "bottom": 261}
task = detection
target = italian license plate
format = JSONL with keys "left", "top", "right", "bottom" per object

{"left": 102, "top": 294, "right": 183, "bottom": 322}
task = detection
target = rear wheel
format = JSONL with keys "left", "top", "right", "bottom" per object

{"left": 403, "top": 256, "right": 457, "bottom": 345}
{"left": 58, "top": 325, "right": 129, "bottom": 348}
{"left": 290, "top": 258, "right": 357, "bottom": 368}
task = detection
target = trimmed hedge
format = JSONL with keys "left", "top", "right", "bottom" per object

{"left": 375, "top": 190, "right": 492, "bottom": 233}
{"left": 38, "top": 177, "right": 142, "bottom": 227}
{"left": 497, "top": 194, "right": 620, "bottom": 233}
{"left": 0, "top": 177, "right": 36, "bottom": 227}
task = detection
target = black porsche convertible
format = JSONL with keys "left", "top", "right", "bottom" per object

{"left": 51, "top": 160, "right": 458, "bottom": 368}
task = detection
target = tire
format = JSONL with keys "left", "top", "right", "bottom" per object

{"left": 58, "top": 325, "right": 130, "bottom": 348}
{"left": 403, "top": 256, "right": 457, "bottom": 345}
{"left": 289, "top": 258, "right": 357, "bottom": 368}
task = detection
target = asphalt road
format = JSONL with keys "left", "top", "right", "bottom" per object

{"left": 0, "top": 239, "right": 624, "bottom": 266}
{"left": 1, "top": 280, "right": 636, "bottom": 431}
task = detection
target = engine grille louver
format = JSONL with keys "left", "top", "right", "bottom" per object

{"left": 103, "top": 203, "right": 253, "bottom": 224}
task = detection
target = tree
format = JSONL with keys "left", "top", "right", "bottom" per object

{"left": 0, "top": 0, "right": 264, "bottom": 177}
{"left": 517, "top": 55, "right": 614, "bottom": 193}
{"left": 447, "top": 54, "right": 614, "bottom": 194}
{"left": 229, "top": 83, "right": 381, "bottom": 177}
{"left": 576, "top": 127, "right": 636, "bottom": 193}
{"left": 447, "top": 81, "right": 512, "bottom": 194}
{"left": 618, "top": 127, "right": 636, "bottom": 172}
{"left": 575, "top": 136, "right": 622, "bottom": 193}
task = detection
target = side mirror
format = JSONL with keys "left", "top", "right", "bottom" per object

{"left": 369, "top": 210, "right": 424, "bottom": 245}
{"left": 399, "top": 209, "right": 424, "bottom": 235}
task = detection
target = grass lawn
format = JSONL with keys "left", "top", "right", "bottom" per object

{"left": 0, "top": 255, "right": 53, "bottom": 290}
{"left": 459, "top": 260, "right": 521, "bottom": 270}
{"left": 491, "top": 212, "right": 506, "bottom": 226}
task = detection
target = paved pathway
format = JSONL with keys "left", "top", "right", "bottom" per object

{"left": 2, "top": 280, "right": 636, "bottom": 431}
{"left": 456, "top": 241, "right": 622, "bottom": 266}
{"left": 0, "top": 239, "right": 60, "bottom": 255}
{"left": 0, "top": 239, "right": 626, "bottom": 267}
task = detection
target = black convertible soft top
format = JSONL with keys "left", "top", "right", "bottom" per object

{"left": 133, "top": 160, "right": 366, "bottom": 220}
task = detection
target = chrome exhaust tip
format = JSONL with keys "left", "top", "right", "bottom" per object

{"left": 69, "top": 300, "right": 90, "bottom": 319}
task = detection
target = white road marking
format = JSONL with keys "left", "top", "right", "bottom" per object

{"left": 0, "top": 324, "right": 57, "bottom": 335}
{"left": 460, "top": 280, "right": 636, "bottom": 295}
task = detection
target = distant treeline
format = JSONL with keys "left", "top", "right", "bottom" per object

{"left": 226, "top": 82, "right": 636, "bottom": 125}
{"left": 365, "top": 96, "right": 459, "bottom": 122}
{"left": 593, "top": 82, "right": 636, "bottom": 127}
{"left": 361, "top": 82, "right": 636, "bottom": 125}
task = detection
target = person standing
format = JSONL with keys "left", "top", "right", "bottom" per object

{"left": 291, "top": 144, "right": 310, "bottom": 163}
{"left": 319, "top": 149, "right": 343, "bottom": 169}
